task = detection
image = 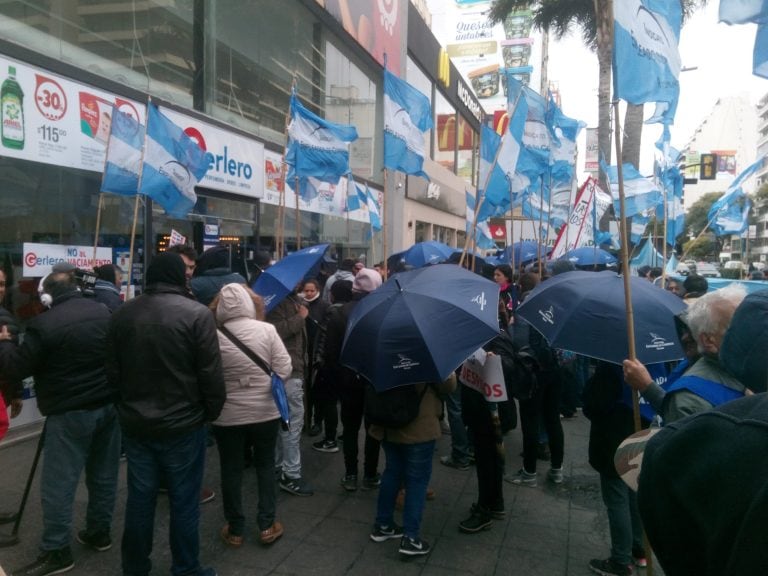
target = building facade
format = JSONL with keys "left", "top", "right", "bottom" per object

{"left": 0, "top": 0, "right": 483, "bottom": 428}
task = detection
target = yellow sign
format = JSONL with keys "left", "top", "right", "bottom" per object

{"left": 438, "top": 48, "right": 450, "bottom": 88}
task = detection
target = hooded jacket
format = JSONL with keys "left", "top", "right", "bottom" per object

{"left": 213, "top": 283, "right": 292, "bottom": 426}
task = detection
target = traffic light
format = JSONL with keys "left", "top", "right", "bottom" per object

{"left": 700, "top": 153, "right": 717, "bottom": 180}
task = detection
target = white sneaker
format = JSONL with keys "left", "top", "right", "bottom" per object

{"left": 547, "top": 467, "right": 564, "bottom": 484}
{"left": 506, "top": 469, "right": 537, "bottom": 487}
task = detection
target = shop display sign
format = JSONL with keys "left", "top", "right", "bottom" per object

{"left": 0, "top": 54, "right": 144, "bottom": 173}
{"left": 23, "top": 242, "right": 113, "bottom": 277}
{"left": 160, "top": 107, "right": 265, "bottom": 199}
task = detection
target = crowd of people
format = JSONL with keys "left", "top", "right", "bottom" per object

{"left": 0, "top": 245, "right": 766, "bottom": 576}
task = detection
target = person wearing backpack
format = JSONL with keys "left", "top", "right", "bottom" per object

{"left": 368, "top": 374, "right": 456, "bottom": 558}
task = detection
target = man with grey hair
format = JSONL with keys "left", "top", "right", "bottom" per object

{"left": 623, "top": 285, "right": 747, "bottom": 424}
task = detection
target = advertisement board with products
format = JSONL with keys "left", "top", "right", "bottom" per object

{"left": 0, "top": 54, "right": 145, "bottom": 172}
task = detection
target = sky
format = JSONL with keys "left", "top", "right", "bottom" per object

{"left": 546, "top": 2, "right": 767, "bottom": 176}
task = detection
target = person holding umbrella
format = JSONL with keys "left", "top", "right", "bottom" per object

{"left": 368, "top": 374, "right": 457, "bottom": 557}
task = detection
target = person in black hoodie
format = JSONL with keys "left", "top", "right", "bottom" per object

{"left": 1, "top": 262, "right": 121, "bottom": 576}
{"left": 637, "top": 290, "right": 768, "bottom": 576}
{"left": 106, "top": 252, "right": 225, "bottom": 576}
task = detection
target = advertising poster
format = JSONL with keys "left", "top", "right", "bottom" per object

{"left": 23, "top": 242, "right": 113, "bottom": 277}
{"left": 159, "top": 107, "right": 265, "bottom": 199}
{"left": 314, "top": 0, "right": 405, "bottom": 74}
{"left": 0, "top": 54, "right": 145, "bottom": 172}
{"left": 427, "top": 0, "right": 541, "bottom": 113}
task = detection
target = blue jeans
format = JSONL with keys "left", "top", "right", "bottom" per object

{"left": 275, "top": 378, "right": 304, "bottom": 478}
{"left": 122, "top": 427, "right": 207, "bottom": 576}
{"left": 41, "top": 404, "right": 121, "bottom": 551}
{"left": 599, "top": 473, "right": 644, "bottom": 566}
{"left": 375, "top": 440, "right": 435, "bottom": 540}
{"left": 445, "top": 386, "right": 472, "bottom": 465}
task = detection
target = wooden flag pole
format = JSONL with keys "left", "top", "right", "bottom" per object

{"left": 382, "top": 170, "right": 389, "bottom": 277}
{"left": 93, "top": 193, "right": 105, "bottom": 264}
{"left": 295, "top": 174, "right": 301, "bottom": 251}
{"left": 126, "top": 194, "right": 141, "bottom": 298}
{"left": 661, "top": 185, "right": 669, "bottom": 286}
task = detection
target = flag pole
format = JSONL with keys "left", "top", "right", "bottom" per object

{"left": 382, "top": 170, "right": 389, "bottom": 277}
{"left": 93, "top": 194, "right": 104, "bottom": 264}
{"left": 295, "top": 174, "right": 301, "bottom": 251}
{"left": 661, "top": 184, "right": 669, "bottom": 286}
{"left": 126, "top": 99, "right": 152, "bottom": 299}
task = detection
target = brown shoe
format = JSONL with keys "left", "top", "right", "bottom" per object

{"left": 221, "top": 524, "right": 243, "bottom": 547}
{"left": 259, "top": 521, "right": 284, "bottom": 544}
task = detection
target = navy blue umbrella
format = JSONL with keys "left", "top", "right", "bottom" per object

{"left": 252, "top": 244, "right": 329, "bottom": 313}
{"left": 499, "top": 241, "right": 552, "bottom": 266}
{"left": 561, "top": 247, "right": 618, "bottom": 266}
{"left": 516, "top": 270, "right": 687, "bottom": 365}
{"left": 341, "top": 264, "right": 500, "bottom": 391}
{"left": 387, "top": 241, "right": 455, "bottom": 272}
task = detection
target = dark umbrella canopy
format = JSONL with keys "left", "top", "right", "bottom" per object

{"left": 498, "top": 241, "right": 552, "bottom": 266}
{"left": 387, "top": 241, "right": 455, "bottom": 272}
{"left": 252, "top": 243, "right": 329, "bottom": 313}
{"left": 561, "top": 246, "right": 618, "bottom": 266}
{"left": 341, "top": 264, "right": 500, "bottom": 391}
{"left": 516, "top": 270, "right": 687, "bottom": 365}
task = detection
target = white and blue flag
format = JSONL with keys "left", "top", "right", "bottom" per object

{"left": 286, "top": 90, "right": 358, "bottom": 201}
{"left": 346, "top": 177, "right": 368, "bottom": 212}
{"left": 383, "top": 69, "right": 433, "bottom": 177}
{"left": 654, "top": 142, "right": 685, "bottom": 246}
{"left": 601, "top": 160, "right": 664, "bottom": 218}
{"left": 708, "top": 156, "right": 766, "bottom": 235}
{"left": 366, "top": 185, "right": 382, "bottom": 231}
{"left": 139, "top": 104, "right": 209, "bottom": 218}
{"left": 720, "top": 0, "right": 768, "bottom": 78}
{"left": 513, "top": 78, "right": 551, "bottom": 183}
{"left": 466, "top": 190, "right": 497, "bottom": 250}
{"left": 613, "top": 0, "right": 682, "bottom": 125}
{"left": 100, "top": 107, "right": 145, "bottom": 196}
{"left": 546, "top": 94, "right": 585, "bottom": 185}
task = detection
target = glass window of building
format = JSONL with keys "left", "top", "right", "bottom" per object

{"left": 0, "top": 1, "right": 195, "bottom": 107}
{"left": 433, "top": 90, "right": 455, "bottom": 172}
{"left": 207, "top": 0, "right": 322, "bottom": 145}
{"left": 432, "top": 224, "right": 454, "bottom": 246}
{"left": 456, "top": 115, "right": 477, "bottom": 187}
{"left": 414, "top": 220, "right": 429, "bottom": 244}
{"left": 406, "top": 56, "right": 432, "bottom": 158}
{"left": 325, "top": 41, "right": 377, "bottom": 181}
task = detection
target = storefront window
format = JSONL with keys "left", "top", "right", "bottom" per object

{"left": 434, "top": 91, "right": 455, "bottom": 173}
{"left": 432, "top": 224, "right": 455, "bottom": 246}
{"left": 0, "top": 157, "right": 144, "bottom": 323}
{"left": 414, "top": 220, "right": 429, "bottom": 244}
{"left": 0, "top": 0, "right": 195, "bottom": 107}
{"left": 325, "top": 42, "right": 378, "bottom": 181}
{"left": 207, "top": 0, "right": 322, "bottom": 146}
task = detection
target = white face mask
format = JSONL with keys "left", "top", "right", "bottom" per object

{"left": 38, "top": 274, "right": 53, "bottom": 308}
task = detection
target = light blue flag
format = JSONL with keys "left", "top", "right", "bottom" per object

{"left": 719, "top": 0, "right": 768, "bottom": 24}
{"left": 613, "top": 0, "right": 682, "bottom": 125}
{"left": 521, "top": 177, "right": 552, "bottom": 239}
{"left": 654, "top": 141, "right": 685, "bottom": 245}
{"left": 631, "top": 213, "right": 651, "bottom": 245}
{"left": 477, "top": 125, "right": 512, "bottom": 220}
{"left": 139, "top": 104, "right": 209, "bottom": 218}
{"left": 708, "top": 156, "right": 765, "bottom": 234}
{"left": 466, "top": 190, "right": 497, "bottom": 250}
{"left": 513, "top": 80, "right": 551, "bottom": 183}
{"left": 101, "top": 107, "right": 145, "bottom": 195}
{"left": 546, "top": 94, "right": 585, "bottom": 184}
{"left": 286, "top": 90, "right": 358, "bottom": 200}
{"left": 383, "top": 69, "right": 433, "bottom": 177}
{"left": 712, "top": 197, "right": 752, "bottom": 236}
{"left": 366, "top": 185, "right": 382, "bottom": 231}
{"left": 346, "top": 178, "right": 368, "bottom": 212}
{"left": 601, "top": 159, "right": 664, "bottom": 218}
{"left": 755, "top": 24, "right": 768, "bottom": 78}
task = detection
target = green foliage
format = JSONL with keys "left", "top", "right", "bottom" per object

{"left": 684, "top": 191, "right": 724, "bottom": 237}
{"left": 682, "top": 234, "right": 718, "bottom": 261}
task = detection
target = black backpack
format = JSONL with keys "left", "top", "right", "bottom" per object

{"left": 484, "top": 331, "right": 540, "bottom": 401}
{"left": 364, "top": 382, "right": 430, "bottom": 428}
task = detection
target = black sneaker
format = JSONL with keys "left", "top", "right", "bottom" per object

{"left": 398, "top": 536, "right": 430, "bottom": 557}
{"left": 470, "top": 501, "right": 505, "bottom": 520}
{"left": 14, "top": 547, "right": 75, "bottom": 576}
{"left": 76, "top": 529, "right": 112, "bottom": 552}
{"left": 312, "top": 439, "right": 339, "bottom": 453}
{"left": 279, "top": 474, "right": 314, "bottom": 496}
{"left": 369, "top": 523, "right": 404, "bottom": 542}
{"left": 588, "top": 558, "right": 633, "bottom": 576}
{"left": 458, "top": 509, "right": 492, "bottom": 534}
{"left": 340, "top": 474, "right": 358, "bottom": 492}
{"left": 361, "top": 474, "right": 381, "bottom": 490}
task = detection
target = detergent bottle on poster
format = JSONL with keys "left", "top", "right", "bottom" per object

{"left": 1, "top": 65, "right": 25, "bottom": 150}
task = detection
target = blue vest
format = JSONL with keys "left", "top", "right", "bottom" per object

{"left": 618, "top": 363, "right": 666, "bottom": 422}
{"left": 665, "top": 374, "right": 743, "bottom": 407}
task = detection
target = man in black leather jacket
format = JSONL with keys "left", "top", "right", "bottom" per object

{"left": 106, "top": 252, "right": 225, "bottom": 576}
{"left": 1, "top": 263, "right": 121, "bottom": 576}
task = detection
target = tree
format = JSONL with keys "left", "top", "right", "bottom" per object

{"left": 683, "top": 234, "right": 718, "bottom": 261}
{"left": 684, "top": 191, "right": 723, "bottom": 237}
{"left": 488, "top": 0, "right": 708, "bottom": 189}
{"left": 681, "top": 190, "right": 723, "bottom": 258}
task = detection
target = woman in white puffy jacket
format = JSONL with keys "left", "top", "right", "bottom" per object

{"left": 210, "top": 283, "right": 292, "bottom": 547}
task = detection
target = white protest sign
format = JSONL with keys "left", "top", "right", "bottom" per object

{"left": 459, "top": 349, "right": 508, "bottom": 402}
{"left": 23, "top": 242, "right": 113, "bottom": 276}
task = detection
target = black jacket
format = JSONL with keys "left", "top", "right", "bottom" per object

{"left": 0, "top": 291, "right": 114, "bottom": 415}
{"left": 0, "top": 305, "right": 21, "bottom": 404}
{"left": 106, "top": 283, "right": 225, "bottom": 439}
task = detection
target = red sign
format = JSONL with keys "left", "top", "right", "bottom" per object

{"left": 489, "top": 224, "right": 506, "bottom": 240}
{"left": 492, "top": 110, "right": 508, "bottom": 134}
